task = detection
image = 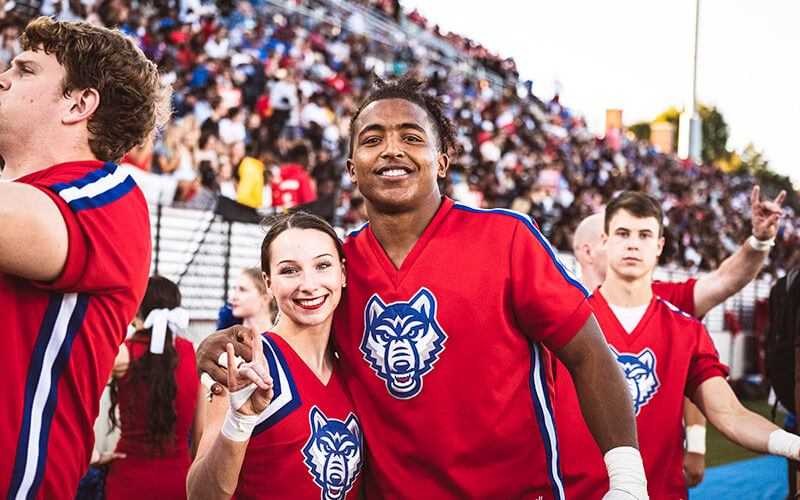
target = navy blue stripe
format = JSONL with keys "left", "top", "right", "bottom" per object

{"left": 7, "top": 295, "right": 64, "bottom": 499}
{"left": 65, "top": 175, "right": 137, "bottom": 212}
{"left": 344, "top": 222, "right": 369, "bottom": 241}
{"left": 251, "top": 335, "right": 301, "bottom": 437}
{"left": 656, "top": 298, "right": 705, "bottom": 326}
{"left": 49, "top": 163, "right": 116, "bottom": 194}
{"left": 527, "top": 339, "right": 564, "bottom": 500}
{"left": 28, "top": 294, "right": 89, "bottom": 497}
{"left": 452, "top": 204, "right": 588, "bottom": 297}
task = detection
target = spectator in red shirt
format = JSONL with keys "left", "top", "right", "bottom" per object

{"left": 272, "top": 143, "right": 316, "bottom": 208}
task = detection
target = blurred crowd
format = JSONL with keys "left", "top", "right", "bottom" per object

{"left": 0, "top": 0, "right": 796, "bottom": 277}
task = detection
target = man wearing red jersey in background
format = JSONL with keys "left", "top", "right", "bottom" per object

{"left": 557, "top": 191, "right": 798, "bottom": 499}
{"left": 572, "top": 186, "right": 785, "bottom": 487}
{"left": 0, "top": 17, "right": 170, "bottom": 499}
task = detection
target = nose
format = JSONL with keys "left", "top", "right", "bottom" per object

{"left": 0, "top": 70, "right": 10, "bottom": 91}
{"left": 380, "top": 133, "right": 405, "bottom": 159}
{"left": 299, "top": 271, "right": 318, "bottom": 293}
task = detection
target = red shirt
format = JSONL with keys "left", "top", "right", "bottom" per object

{"left": 653, "top": 278, "right": 699, "bottom": 318}
{"left": 335, "top": 198, "right": 591, "bottom": 499}
{"left": 235, "top": 333, "right": 363, "bottom": 499}
{"left": 556, "top": 289, "right": 727, "bottom": 499}
{"left": 271, "top": 163, "right": 316, "bottom": 208}
{"left": 3, "top": 161, "right": 151, "bottom": 499}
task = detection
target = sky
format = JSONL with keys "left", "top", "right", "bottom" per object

{"left": 401, "top": 0, "right": 799, "bottom": 187}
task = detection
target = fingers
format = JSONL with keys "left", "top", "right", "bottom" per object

{"left": 751, "top": 185, "right": 760, "bottom": 207}
{"left": 774, "top": 190, "right": 787, "bottom": 206}
{"left": 226, "top": 343, "right": 239, "bottom": 388}
{"left": 237, "top": 363, "right": 274, "bottom": 391}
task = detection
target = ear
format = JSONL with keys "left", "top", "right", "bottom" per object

{"left": 656, "top": 236, "right": 665, "bottom": 258}
{"left": 341, "top": 260, "right": 347, "bottom": 288}
{"left": 579, "top": 243, "right": 593, "bottom": 264}
{"left": 638, "top": 350, "right": 655, "bottom": 369}
{"left": 366, "top": 295, "right": 385, "bottom": 326}
{"left": 310, "top": 406, "right": 326, "bottom": 434}
{"left": 344, "top": 413, "right": 361, "bottom": 439}
{"left": 62, "top": 88, "right": 100, "bottom": 125}
{"left": 436, "top": 152, "right": 450, "bottom": 179}
{"left": 409, "top": 288, "right": 434, "bottom": 319}
{"left": 346, "top": 158, "right": 357, "bottom": 185}
{"left": 600, "top": 232, "right": 609, "bottom": 249}
{"left": 263, "top": 272, "right": 273, "bottom": 297}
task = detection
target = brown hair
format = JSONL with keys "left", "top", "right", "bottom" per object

{"left": 605, "top": 191, "right": 664, "bottom": 237}
{"left": 260, "top": 212, "right": 344, "bottom": 276}
{"left": 241, "top": 266, "right": 267, "bottom": 295}
{"left": 20, "top": 17, "right": 171, "bottom": 163}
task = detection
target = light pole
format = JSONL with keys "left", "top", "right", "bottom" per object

{"left": 678, "top": 0, "right": 702, "bottom": 163}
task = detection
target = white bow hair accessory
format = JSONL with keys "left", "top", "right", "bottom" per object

{"left": 143, "top": 307, "right": 189, "bottom": 354}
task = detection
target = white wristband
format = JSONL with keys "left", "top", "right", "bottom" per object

{"left": 221, "top": 408, "right": 260, "bottom": 442}
{"left": 228, "top": 382, "right": 257, "bottom": 411}
{"left": 749, "top": 235, "right": 775, "bottom": 252}
{"left": 685, "top": 425, "right": 706, "bottom": 455}
{"left": 604, "top": 446, "right": 649, "bottom": 500}
{"left": 767, "top": 429, "right": 800, "bottom": 460}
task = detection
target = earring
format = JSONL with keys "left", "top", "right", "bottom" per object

{"left": 343, "top": 281, "right": 347, "bottom": 288}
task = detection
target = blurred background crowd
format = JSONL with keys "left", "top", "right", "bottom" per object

{"left": 0, "top": 0, "right": 796, "bottom": 278}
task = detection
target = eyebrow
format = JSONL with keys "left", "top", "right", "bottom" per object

{"left": 357, "top": 122, "right": 427, "bottom": 139}
{"left": 11, "top": 58, "right": 38, "bottom": 70}
{"left": 276, "top": 253, "right": 334, "bottom": 265}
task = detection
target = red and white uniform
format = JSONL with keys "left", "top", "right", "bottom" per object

{"left": 271, "top": 163, "right": 316, "bottom": 208}
{"left": 335, "top": 197, "right": 591, "bottom": 499}
{"left": 105, "top": 336, "right": 199, "bottom": 500}
{"left": 2, "top": 161, "right": 151, "bottom": 499}
{"left": 235, "top": 333, "right": 363, "bottom": 500}
{"left": 555, "top": 289, "right": 727, "bottom": 500}
{"left": 653, "top": 278, "right": 698, "bottom": 318}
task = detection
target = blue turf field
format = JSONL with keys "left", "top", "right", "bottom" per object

{"left": 689, "top": 455, "right": 787, "bottom": 499}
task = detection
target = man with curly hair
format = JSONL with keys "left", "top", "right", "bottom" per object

{"left": 199, "top": 74, "right": 646, "bottom": 499}
{"left": 0, "top": 17, "right": 170, "bottom": 499}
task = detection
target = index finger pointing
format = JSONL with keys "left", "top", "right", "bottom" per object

{"left": 751, "top": 185, "right": 760, "bottom": 206}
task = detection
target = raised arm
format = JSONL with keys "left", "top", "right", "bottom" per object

{"left": 0, "top": 182, "right": 69, "bottom": 281}
{"left": 556, "top": 315, "right": 647, "bottom": 499}
{"left": 693, "top": 186, "right": 785, "bottom": 317}
{"left": 187, "top": 335, "right": 273, "bottom": 499}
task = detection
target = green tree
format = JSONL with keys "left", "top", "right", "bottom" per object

{"left": 698, "top": 104, "right": 730, "bottom": 166}
{"left": 735, "top": 143, "right": 798, "bottom": 211}
{"left": 628, "top": 121, "right": 651, "bottom": 141}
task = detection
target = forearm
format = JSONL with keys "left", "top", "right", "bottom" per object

{"left": 694, "top": 241, "right": 767, "bottom": 317}
{"left": 683, "top": 398, "right": 706, "bottom": 427}
{"left": 571, "top": 351, "right": 639, "bottom": 452}
{"left": 556, "top": 316, "right": 638, "bottom": 453}
{"left": 187, "top": 431, "right": 249, "bottom": 499}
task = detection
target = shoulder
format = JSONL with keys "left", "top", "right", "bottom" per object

{"left": 42, "top": 162, "right": 144, "bottom": 214}
{"left": 655, "top": 298, "right": 704, "bottom": 329}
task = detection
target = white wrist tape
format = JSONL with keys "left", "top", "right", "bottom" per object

{"left": 604, "top": 446, "right": 649, "bottom": 500}
{"left": 749, "top": 235, "right": 775, "bottom": 252}
{"left": 767, "top": 429, "right": 800, "bottom": 460}
{"left": 685, "top": 425, "right": 706, "bottom": 455}
{"left": 218, "top": 352, "right": 246, "bottom": 369}
{"left": 228, "top": 382, "right": 257, "bottom": 411}
{"left": 221, "top": 408, "right": 259, "bottom": 442}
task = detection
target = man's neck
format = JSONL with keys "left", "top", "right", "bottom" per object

{"left": 367, "top": 196, "right": 442, "bottom": 269}
{"left": 1, "top": 142, "right": 98, "bottom": 179}
{"left": 601, "top": 273, "right": 653, "bottom": 308}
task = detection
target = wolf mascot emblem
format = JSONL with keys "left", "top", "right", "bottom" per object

{"left": 302, "top": 406, "right": 363, "bottom": 500}
{"left": 610, "top": 346, "right": 660, "bottom": 415}
{"left": 360, "top": 287, "right": 447, "bottom": 399}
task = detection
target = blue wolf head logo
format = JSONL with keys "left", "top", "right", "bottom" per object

{"left": 302, "top": 406, "right": 363, "bottom": 500}
{"left": 610, "top": 346, "right": 660, "bottom": 415}
{"left": 359, "top": 287, "right": 447, "bottom": 399}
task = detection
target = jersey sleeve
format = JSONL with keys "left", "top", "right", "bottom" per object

{"left": 509, "top": 216, "right": 593, "bottom": 351}
{"left": 685, "top": 322, "right": 729, "bottom": 397}
{"left": 27, "top": 163, "right": 151, "bottom": 294}
{"left": 652, "top": 279, "right": 698, "bottom": 318}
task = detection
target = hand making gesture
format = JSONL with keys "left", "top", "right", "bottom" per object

{"left": 226, "top": 330, "right": 274, "bottom": 416}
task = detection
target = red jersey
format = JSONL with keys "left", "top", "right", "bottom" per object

{"left": 335, "top": 197, "right": 592, "bottom": 499}
{"left": 653, "top": 279, "right": 698, "bottom": 318}
{"left": 3, "top": 161, "right": 151, "bottom": 499}
{"left": 105, "top": 336, "right": 199, "bottom": 499}
{"left": 555, "top": 289, "right": 727, "bottom": 500}
{"left": 235, "top": 333, "right": 363, "bottom": 500}
{"left": 271, "top": 163, "right": 316, "bottom": 208}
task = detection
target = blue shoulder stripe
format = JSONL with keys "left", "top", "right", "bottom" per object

{"left": 452, "top": 203, "right": 588, "bottom": 297}
{"left": 343, "top": 222, "right": 369, "bottom": 243}
{"left": 656, "top": 298, "right": 705, "bottom": 326}
{"left": 251, "top": 334, "right": 302, "bottom": 437}
{"left": 50, "top": 162, "right": 137, "bottom": 212}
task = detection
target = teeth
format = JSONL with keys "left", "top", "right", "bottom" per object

{"left": 381, "top": 169, "right": 407, "bottom": 177}
{"left": 297, "top": 296, "right": 325, "bottom": 307}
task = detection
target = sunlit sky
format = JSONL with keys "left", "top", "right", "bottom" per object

{"left": 402, "top": 0, "right": 799, "bottom": 187}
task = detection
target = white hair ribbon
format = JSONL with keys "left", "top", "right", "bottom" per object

{"left": 143, "top": 307, "right": 189, "bottom": 354}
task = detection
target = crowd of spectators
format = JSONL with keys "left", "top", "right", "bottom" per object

{"left": 0, "top": 0, "right": 796, "bottom": 278}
